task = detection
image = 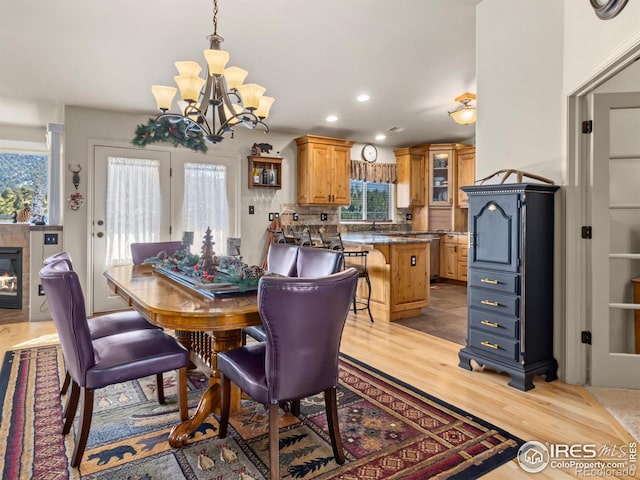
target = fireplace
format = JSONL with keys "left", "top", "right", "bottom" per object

{"left": 0, "top": 247, "right": 22, "bottom": 310}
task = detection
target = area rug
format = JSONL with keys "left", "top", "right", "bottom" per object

{"left": 0, "top": 345, "right": 523, "bottom": 479}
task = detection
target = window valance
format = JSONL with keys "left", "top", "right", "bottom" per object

{"left": 350, "top": 160, "right": 397, "bottom": 183}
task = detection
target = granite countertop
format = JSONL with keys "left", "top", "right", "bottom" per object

{"left": 341, "top": 233, "right": 435, "bottom": 245}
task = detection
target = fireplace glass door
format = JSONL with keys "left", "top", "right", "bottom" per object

{"left": 0, "top": 247, "right": 22, "bottom": 309}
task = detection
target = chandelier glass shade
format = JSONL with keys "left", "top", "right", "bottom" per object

{"left": 151, "top": 0, "right": 273, "bottom": 144}
{"left": 448, "top": 93, "right": 477, "bottom": 125}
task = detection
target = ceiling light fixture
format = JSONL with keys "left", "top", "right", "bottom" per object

{"left": 326, "top": 115, "right": 338, "bottom": 122}
{"left": 375, "top": 134, "right": 386, "bottom": 141}
{"left": 357, "top": 94, "right": 370, "bottom": 102}
{"left": 448, "top": 93, "right": 477, "bottom": 125}
{"left": 150, "top": 0, "right": 273, "bottom": 144}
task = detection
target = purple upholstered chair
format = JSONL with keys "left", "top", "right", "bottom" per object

{"left": 217, "top": 268, "right": 359, "bottom": 480}
{"left": 265, "top": 242, "right": 299, "bottom": 276}
{"left": 295, "top": 246, "right": 343, "bottom": 278}
{"left": 43, "top": 252, "right": 160, "bottom": 396}
{"left": 39, "top": 260, "right": 189, "bottom": 468}
{"left": 243, "top": 245, "right": 344, "bottom": 344}
{"left": 130, "top": 241, "right": 183, "bottom": 264}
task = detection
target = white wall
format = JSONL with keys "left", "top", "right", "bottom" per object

{"left": 476, "top": 0, "right": 564, "bottom": 184}
{"left": 563, "top": 1, "right": 640, "bottom": 94}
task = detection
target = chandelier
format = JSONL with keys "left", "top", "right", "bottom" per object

{"left": 448, "top": 93, "right": 476, "bottom": 125}
{"left": 150, "top": 0, "right": 274, "bottom": 144}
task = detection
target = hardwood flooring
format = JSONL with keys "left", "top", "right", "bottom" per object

{"left": 0, "top": 314, "right": 634, "bottom": 479}
{"left": 396, "top": 282, "right": 468, "bottom": 345}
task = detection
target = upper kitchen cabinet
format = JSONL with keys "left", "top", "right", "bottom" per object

{"left": 427, "top": 143, "right": 472, "bottom": 231}
{"left": 456, "top": 147, "right": 476, "bottom": 208}
{"left": 394, "top": 147, "right": 426, "bottom": 208}
{"left": 429, "top": 146, "right": 453, "bottom": 207}
{"left": 295, "top": 135, "right": 355, "bottom": 206}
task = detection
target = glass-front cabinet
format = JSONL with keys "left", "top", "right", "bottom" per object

{"left": 429, "top": 149, "right": 452, "bottom": 206}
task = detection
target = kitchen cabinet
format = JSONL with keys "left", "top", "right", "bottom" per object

{"left": 426, "top": 143, "right": 473, "bottom": 231}
{"left": 394, "top": 147, "right": 426, "bottom": 207}
{"left": 295, "top": 135, "right": 354, "bottom": 206}
{"left": 248, "top": 155, "right": 282, "bottom": 189}
{"left": 456, "top": 147, "right": 475, "bottom": 208}
{"left": 429, "top": 147, "right": 453, "bottom": 207}
{"left": 458, "top": 183, "right": 559, "bottom": 391}
{"left": 439, "top": 233, "right": 467, "bottom": 281}
{"left": 390, "top": 242, "right": 430, "bottom": 314}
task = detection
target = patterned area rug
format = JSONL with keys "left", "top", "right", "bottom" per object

{"left": 0, "top": 345, "right": 522, "bottom": 479}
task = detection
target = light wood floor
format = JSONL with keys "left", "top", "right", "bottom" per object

{"left": 0, "top": 316, "right": 634, "bottom": 479}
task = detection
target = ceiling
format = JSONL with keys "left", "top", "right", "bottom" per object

{"left": 0, "top": 0, "right": 480, "bottom": 148}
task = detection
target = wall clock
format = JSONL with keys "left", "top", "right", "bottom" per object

{"left": 362, "top": 144, "right": 377, "bottom": 163}
{"left": 590, "top": 0, "right": 628, "bottom": 19}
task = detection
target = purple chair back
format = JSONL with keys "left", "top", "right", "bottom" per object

{"left": 39, "top": 260, "right": 95, "bottom": 386}
{"left": 43, "top": 251, "right": 74, "bottom": 269}
{"left": 130, "top": 241, "right": 183, "bottom": 264}
{"left": 266, "top": 243, "right": 298, "bottom": 276}
{"left": 295, "top": 246, "right": 343, "bottom": 277}
{"left": 259, "top": 268, "right": 358, "bottom": 402}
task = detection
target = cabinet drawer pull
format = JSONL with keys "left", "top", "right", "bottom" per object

{"left": 481, "top": 341, "right": 499, "bottom": 350}
{"left": 481, "top": 300, "right": 499, "bottom": 307}
{"left": 480, "top": 278, "right": 499, "bottom": 285}
{"left": 480, "top": 320, "right": 500, "bottom": 328}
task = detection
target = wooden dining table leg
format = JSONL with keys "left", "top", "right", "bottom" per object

{"left": 168, "top": 329, "right": 243, "bottom": 447}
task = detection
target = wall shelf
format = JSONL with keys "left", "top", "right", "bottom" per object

{"left": 248, "top": 155, "right": 282, "bottom": 189}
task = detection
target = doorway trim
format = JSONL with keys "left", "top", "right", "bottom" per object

{"left": 565, "top": 35, "right": 640, "bottom": 385}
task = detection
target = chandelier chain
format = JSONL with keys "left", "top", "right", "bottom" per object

{"left": 212, "top": 0, "right": 218, "bottom": 35}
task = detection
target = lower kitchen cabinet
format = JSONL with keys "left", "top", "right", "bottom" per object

{"left": 439, "top": 233, "right": 467, "bottom": 281}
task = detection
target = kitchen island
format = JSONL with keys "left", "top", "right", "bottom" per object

{"left": 340, "top": 233, "right": 436, "bottom": 322}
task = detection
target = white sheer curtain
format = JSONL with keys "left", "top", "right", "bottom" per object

{"left": 182, "top": 163, "right": 228, "bottom": 255}
{"left": 106, "top": 157, "right": 161, "bottom": 265}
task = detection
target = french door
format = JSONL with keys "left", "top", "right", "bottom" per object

{"left": 91, "top": 145, "right": 235, "bottom": 313}
{"left": 590, "top": 92, "right": 640, "bottom": 387}
{"left": 92, "top": 146, "right": 172, "bottom": 313}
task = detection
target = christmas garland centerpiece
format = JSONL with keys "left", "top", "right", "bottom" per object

{"left": 145, "top": 228, "right": 263, "bottom": 293}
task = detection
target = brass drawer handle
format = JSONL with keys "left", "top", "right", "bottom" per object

{"left": 480, "top": 278, "right": 498, "bottom": 285}
{"left": 480, "top": 320, "right": 499, "bottom": 328}
{"left": 481, "top": 341, "right": 499, "bottom": 350}
{"left": 481, "top": 300, "right": 499, "bottom": 307}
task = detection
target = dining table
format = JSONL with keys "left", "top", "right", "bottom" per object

{"left": 103, "top": 263, "right": 261, "bottom": 447}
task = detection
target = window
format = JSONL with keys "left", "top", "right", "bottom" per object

{"left": 341, "top": 180, "right": 393, "bottom": 221}
{"left": 182, "top": 163, "right": 229, "bottom": 251}
{"left": 0, "top": 148, "right": 48, "bottom": 221}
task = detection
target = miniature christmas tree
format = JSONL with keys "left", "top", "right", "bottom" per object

{"left": 199, "top": 227, "right": 218, "bottom": 277}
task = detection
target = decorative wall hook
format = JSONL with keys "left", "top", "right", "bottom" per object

{"left": 68, "top": 164, "right": 81, "bottom": 190}
{"left": 68, "top": 164, "right": 84, "bottom": 210}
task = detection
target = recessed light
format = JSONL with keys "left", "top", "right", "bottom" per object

{"left": 357, "top": 94, "right": 370, "bottom": 102}
{"left": 375, "top": 134, "right": 386, "bottom": 141}
{"left": 326, "top": 115, "right": 338, "bottom": 122}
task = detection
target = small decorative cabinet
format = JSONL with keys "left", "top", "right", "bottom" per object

{"left": 458, "top": 183, "right": 559, "bottom": 391}
{"left": 248, "top": 155, "right": 282, "bottom": 189}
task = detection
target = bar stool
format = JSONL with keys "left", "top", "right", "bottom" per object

{"left": 319, "top": 232, "right": 374, "bottom": 323}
